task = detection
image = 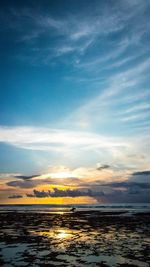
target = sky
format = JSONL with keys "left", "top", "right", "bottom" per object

{"left": 0, "top": 0, "right": 150, "bottom": 204}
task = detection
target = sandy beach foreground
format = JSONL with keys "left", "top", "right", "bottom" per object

{"left": 0, "top": 211, "right": 150, "bottom": 267}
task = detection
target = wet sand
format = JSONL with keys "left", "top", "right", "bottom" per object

{"left": 0, "top": 211, "right": 150, "bottom": 267}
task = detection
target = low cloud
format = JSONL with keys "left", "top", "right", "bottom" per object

{"left": 26, "top": 193, "right": 35, "bottom": 197}
{"left": 100, "top": 181, "right": 150, "bottom": 189}
{"left": 7, "top": 180, "right": 42, "bottom": 189}
{"left": 8, "top": 194, "right": 23, "bottom": 199}
{"left": 5, "top": 168, "right": 150, "bottom": 203}
{"left": 130, "top": 170, "right": 150, "bottom": 183}
{"left": 14, "top": 174, "right": 41, "bottom": 180}
{"left": 27, "top": 188, "right": 105, "bottom": 198}
{"left": 32, "top": 190, "right": 50, "bottom": 198}
{"left": 132, "top": 171, "right": 150, "bottom": 176}
{"left": 127, "top": 186, "right": 141, "bottom": 195}
{"left": 25, "top": 185, "right": 150, "bottom": 203}
{"left": 6, "top": 176, "right": 80, "bottom": 189}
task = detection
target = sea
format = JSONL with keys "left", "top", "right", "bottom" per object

{"left": 0, "top": 203, "right": 150, "bottom": 214}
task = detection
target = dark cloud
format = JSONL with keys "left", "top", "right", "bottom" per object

{"left": 130, "top": 170, "right": 150, "bottom": 183}
{"left": 79, "top": 179, "right": 150, "bottom": 203}
{"left": 26, "top": 188, "right": 105, "bottom": 198}
{"left": 132, "top": 171, "right": 150, "bottom": 176}
{"left": 127, "top": 186, "right": 141, "bottom": 195}
{"left": 8, "top": 194, "right": 23, "bottom": 199}
{"left": 6, "top": 169, "right": 150, "bottom": 203}
{"left": 6, "top": 180, "right": 40, "bottom": 188}
{"left": 80, "top": 179, "right": 150, "bottom": 190}
{"left": 100, "top": 181, "right": 150, "bottom": 189}
{"left": 15, "top": 182, "right": 150, "bottom": 203}
{"left": 26, "top": 193, "right": 35, "bottom": 197}
{"left": 14, "top": 174, "right": 41, "bottom": 180}
{"left": 32, "top": 190, "right": 50, "bottom": 198}
{"left": 97, "top": 164, "right": 110, "bottom": 171}
{"left": 96, "top": 190, "right": 150, "bottom": 203}
{"left": 6, "top": 177, "right": 80, "bottom": 189}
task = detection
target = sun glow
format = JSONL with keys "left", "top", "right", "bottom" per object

{"left": 51, "top": 171, "right": 74, "bottom": 179}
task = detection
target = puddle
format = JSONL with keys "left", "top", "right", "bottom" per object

{"left": 82, "top": 254, "right": 149, "bottom": 267}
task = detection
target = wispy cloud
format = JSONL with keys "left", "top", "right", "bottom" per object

{"left": 123, "top": 103, "right": 150, "bottom": 114}
{"left": 1, "top": 0, "right": 149, "bottom": 64}
{"left": 64, "top": 56, "right": 150, "bottom": 135}
{"left": 1, "top": 124, "right": 149, "bottom": 173}
{"left": 0, "top": 126, "right": 130, "bottom": 151}
{"left": 120, "top": 113, "right": 150, "bottom": 122}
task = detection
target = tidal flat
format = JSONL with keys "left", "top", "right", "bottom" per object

{"left": 0, "top": 211, "right": 149, "bottom": 267}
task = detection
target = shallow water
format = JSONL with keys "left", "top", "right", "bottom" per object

{"left": 0, "top": 211, "right": 150, "bottom": 267}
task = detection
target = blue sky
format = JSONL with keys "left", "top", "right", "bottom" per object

{"left": 0, "top": 0, "right": 150, "bottom": 203}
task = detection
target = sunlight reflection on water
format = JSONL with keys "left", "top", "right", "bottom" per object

{"left": 56, "top": 229, "right": 74, "bottom": 239}
{"left": 30, "top": 228, "right": 77, "bottom": 241}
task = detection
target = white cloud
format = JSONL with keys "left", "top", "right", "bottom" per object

{"left": 0, "top": 125, "right": 149, "bottom": 172}
{"left": 123, "top": 103, "right": 150, "bottom": 114}
{"left": 120, "top": 113, "right": 150, "bottom": 122}
{"left": 0, "top": 126, "right": 129, "bottom": 151}
{"left": 64, "top": 56, "right": 150, "bottom": 132}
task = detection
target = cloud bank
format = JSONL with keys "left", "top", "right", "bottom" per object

{"left": 5, "top": 167, "right": 150, "bottom": 203}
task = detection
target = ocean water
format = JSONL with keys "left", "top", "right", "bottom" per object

{"left": 0, "top": 203, "right": 150, "bottom": 213}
